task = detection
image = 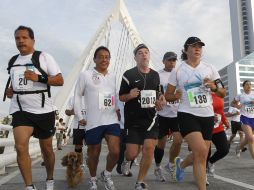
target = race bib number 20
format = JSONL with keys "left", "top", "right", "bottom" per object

{"left": 13, "top": 71, "right": 33, "bottom": 90}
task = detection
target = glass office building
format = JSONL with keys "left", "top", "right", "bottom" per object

{"left": 229, "top": 0, "right": 254, "bottom": 61}
{"left": 219, "top": 52, "right": 254, "bottom": 111}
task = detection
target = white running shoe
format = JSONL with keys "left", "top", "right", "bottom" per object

{"left": 236, "top": 144, "right": 241, "bottom": 158}
{"left": 25, "top": 185, "right": 37, "bottom": 190}
{"left": 164, "top": 163, "right": 174, "bottom": 181}
{"left": 45, "top": 180, "right": 54, "bottom": 190}
{"left": 133, "top": 158, "right": 139, "bottom": 166}
{"left": 101, "top": 171, "right": 115, "bottom": 190}
{"left": 121, "top": 160, "right": 131, "bottom": 175}
{"left": 88, "top": 178, "right": 98, "bottom": 190}
{"left": 154, "top": 166, "right": 166, "bottom": 182}
{"left": 207, "top": 162, "right": 215, "bottom": 176}
{"left": 134, "top": 182, "right": 148, "bottom": 190}
{"left": 206, "top": 174, "right": 209, "bottom": 186}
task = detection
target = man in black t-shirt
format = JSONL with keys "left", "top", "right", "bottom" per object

{"left": 119, "top": 44, "right": 165, "bottom": 190}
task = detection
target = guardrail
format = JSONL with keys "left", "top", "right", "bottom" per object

{"left": 0, "top": 124, "right": 57, "bottom": 175}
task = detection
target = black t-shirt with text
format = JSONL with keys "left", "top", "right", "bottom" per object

{"left": 119, "top": 67, "right": 160, "bottom": 129}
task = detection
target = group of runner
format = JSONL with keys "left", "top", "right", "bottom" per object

{"left": 4, "top": 25, "right": 254, "bottom": 190}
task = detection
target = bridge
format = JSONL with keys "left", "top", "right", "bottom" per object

{"left": 0, "top": 0, "right": 254, "bottom": 189}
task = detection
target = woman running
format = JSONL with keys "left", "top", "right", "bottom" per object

{"left": 232, "top": 80, "right": 254, "bottom": 159}
{"left": 165, "top": 36, "right": 226, "bottom": 190}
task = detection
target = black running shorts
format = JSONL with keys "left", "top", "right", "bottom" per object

{"left": 125, "top": 125, "right": 158, "bottom": 145}
{"left": 73, "top": 128, "right": 86, "bottom": 145}
{"left": 12, "top": 111, "right": 55, "bottom": 139}
{"left": 177, "top": 112, "right": 214, "bottom": 140}
{"left": 158, "top": 115, "right": 180, "bottom": 139}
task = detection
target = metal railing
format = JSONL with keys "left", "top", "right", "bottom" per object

{"left": 0, "top": 124, "right": 56, "bottom": 175}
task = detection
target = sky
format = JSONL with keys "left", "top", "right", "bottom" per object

{"left": 0, "top": 0, "right": 233, "bottom": 117}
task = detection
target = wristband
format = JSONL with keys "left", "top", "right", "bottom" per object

{"left": 38, "top": 75, "right": 48, "bottom": 84}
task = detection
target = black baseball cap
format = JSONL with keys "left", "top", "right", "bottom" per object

{"left": 184, "top": 37, "right": 205, "bottom": 46}
{"left": 163, "top": 52, "right": 177, "bottom": 61}
{"left": 133, "top": 43, "right": 149, "bottom": 55}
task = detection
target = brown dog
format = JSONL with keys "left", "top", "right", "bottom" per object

{"left": 61, "top": 152, "right": 84, "bottom": 188}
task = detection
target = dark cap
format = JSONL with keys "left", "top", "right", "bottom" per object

{"left": 184, "top": 37, "right": 205, "bottom": 46}
{"left": 163, "top": 52, "right": 177, "bottom": 61}
{"left": 133, "top": 43, "right": 149, "bottom": 55}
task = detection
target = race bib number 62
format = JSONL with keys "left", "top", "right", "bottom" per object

{"left": 99, "top": 92, "right": 115, "bottom": 110}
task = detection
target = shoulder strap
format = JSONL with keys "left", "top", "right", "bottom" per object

{"left": 31, "top": 51, "right": 45, "bottom": 75}
{"left": 31, "top": 50, "right": 51, "bottom": 97}
{"left": 4, "top": 54, "right": 19, "bottom": 101}
{"left": 7, "top": 54, "right": 19, "bottom": 74}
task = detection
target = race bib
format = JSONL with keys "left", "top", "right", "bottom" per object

{"left": 140, "top": 90, "right": 156, "bottom": 108}
{"left": 245, "top": 104, "right": 254, "bottom": 114}
{"left": 99, "top": 92, "right": 115, "bottom": 110}
{"left": 167, "top": 99, "right": 180, "bottom": 106}
{"left": 13, "top": 70, "right": 33, "bottom": 90}
{"left": 214, "top": 113, "right": 221, "bottom": 128}
{"left": 185, "top": 83, "right": 211, "bottom": 108}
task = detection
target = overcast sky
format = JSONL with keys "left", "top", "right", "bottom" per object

{"left": 0, "top": 0, "right": 233, "bottom": 117}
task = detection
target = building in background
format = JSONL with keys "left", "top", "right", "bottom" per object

{"left": 219, "top": 52, "right": 254, "bottom": 111}
{"left": 229, "top": 0, "right": 254, "bottom": 61}
{"left": 221, "top": 0, "right": 254, "bottom": 111}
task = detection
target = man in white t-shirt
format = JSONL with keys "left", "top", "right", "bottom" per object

{"left": 4, "top": 26, "right": 64, "bottom": 190}
{"left": 154, "top": 51, "right": 183, "bottom": 182}
{"left": 226, "top": 105, "right": 244, "bottom": 145}
{"left": 74, "top": 46, "right": 120, "bottom": 190}
{"left": 55, "top": 118, "right": 65, "bottom": 150}
{"left": 65, "top": 96, "right": 86, "bottom": 159}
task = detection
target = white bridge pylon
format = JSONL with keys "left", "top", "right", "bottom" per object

{"left": 54, "top": 0, "right": 159, "bottom": 116}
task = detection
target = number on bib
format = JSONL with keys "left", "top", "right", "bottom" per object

{"left": 140, "top": 90, "right": 156, "bottom": 108}
{"left": 13, "top": 71, "right": 33, "bottom": 90}
{"left": 99, "top": 93, "right": 115, "bottom": 110}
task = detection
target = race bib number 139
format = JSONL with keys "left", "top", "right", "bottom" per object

{"left": 187, "top": 87, "right": 211, "bottom": 108}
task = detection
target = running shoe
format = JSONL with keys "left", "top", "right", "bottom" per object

{"left": 154, "top": 166, "right": 166, "bottom": 182}
{"left": 242, "top": 147, "right": 247, "bottom": 152}
{"left": 101, "top": 171, "right": 115, "bottom": 190}
{"left": 173, "top": 157, "right": 184, "bottom": 182}
{"left": 121, "top": 160, "right": 131, "bottom": 175}
{"left": 45, "top": 179, "right": 54, "bottom": 190}
{"left": 207, "top": 161, "right": 215, "bottom": 176}
{"left": 164, "top": 163, "right": 174, "bottom": 181}
{"left": 88, "top": 178, "right": 98, "bottom": 190}
{"left": 206, "top": 174, "right": 209, "bottom": 186}
{"left": 134, "top": 182, "right": 148, "bottom": 190}
{"left": 133, "top": 158, "right": 139, "bottom": 166}
{"left": 235, "top": 144, "right": 241, "bottom": 158}
{"left": 25, "top": 185, "right": 37, "bottom": 190}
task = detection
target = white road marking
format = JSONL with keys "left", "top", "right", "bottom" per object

{"left": 214, "top": 174, "right": 254, "bottom": 190}
{"left": 0, "top": 157, "right": 41, "bottom": 186}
